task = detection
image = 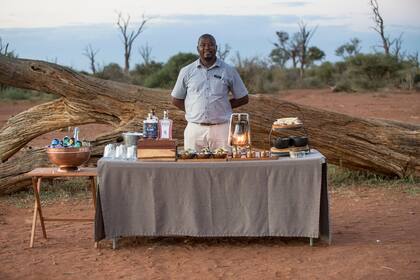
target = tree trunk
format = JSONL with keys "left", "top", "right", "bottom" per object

{"left": 0, "top": 56, "right": 419, "bottom": 194}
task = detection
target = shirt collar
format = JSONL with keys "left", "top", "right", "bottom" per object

{"left": 196, "top": 58, "right": 221, "bottom": 69}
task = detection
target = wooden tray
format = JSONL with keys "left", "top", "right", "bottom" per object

{"left": 177, "top": 158, "right": 228, "bottom": 162}
{"left": 228, "top": 157, "right": 278, "bottom": 161}
{"left": 270, "top": 145, "right": 309, "bottom": 153}
{"left": 139, "top": 158, "right": 176, "bottom": 162}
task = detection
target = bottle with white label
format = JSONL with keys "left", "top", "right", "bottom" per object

{"left": 143, "top": 113, "right": 159, "bottom": 139}
{"left": 159, "top": 110, "right": 173, "bottom": 139}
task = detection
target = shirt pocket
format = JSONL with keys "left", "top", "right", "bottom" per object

{"left": 212, "top": 75, "right": 229, "bottom": 96}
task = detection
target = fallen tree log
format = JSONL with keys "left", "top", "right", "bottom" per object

{"left": 0, "top": 56, "right": 419, "bottom": 194}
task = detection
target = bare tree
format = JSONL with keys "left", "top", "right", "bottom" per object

{"left": 269, "top": 31, "right": 302, "bottom": 69}
{"left": 0, "top": 37, "right": 17, "bottom": 58}
{"left": 294, "top": 21, "right": 317, "bottom": 80}
{"left": 138, "top": 43, "right": 152, "bottom": 65}
{"left": 83, "top": 44, "right": 100, "bottom": 74}
{"left": 391, "top": 33, "right": 404, "bottom": 60}
{"left": 217, "top": 43, "right": 231, "bottom": 61}
{"left": 270, "top": 31, "right": 291, "bottom": 68}
{"left": 407, "top": 51, "right": 419, "bottom": 69}
{"left": 116, "top": 12, "right": 148, "bottom": 74}
{"left": 231, "top": 51, "right": 243, "bottom": 68}
{"left": 369, "top": 0, "right": 403, "bottom": 57}
{"left": 0, "top": 38, "right": 10, "bottom": 56}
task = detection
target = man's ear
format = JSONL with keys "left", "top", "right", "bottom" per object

{"left": 196, "top": 46, "right": 200, "bottom": 53}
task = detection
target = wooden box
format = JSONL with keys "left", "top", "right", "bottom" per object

{"left": 137, "top": 139, "right": 177, "bottom": 160}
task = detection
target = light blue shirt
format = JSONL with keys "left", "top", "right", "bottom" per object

{"left": 171, "top": 58, "right": 248, "bottom": 124}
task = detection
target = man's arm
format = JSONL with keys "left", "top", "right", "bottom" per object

{"left": 230, "top": 95, "right": 249, "bottom": 109}
{"left": 172, "top": 97, "right": 185, "bottom": 112}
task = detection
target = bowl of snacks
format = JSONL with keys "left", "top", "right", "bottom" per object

{"left": 196, "top": 147, "right": 212, "bottom": 159}
{"left": 178, "top": 148, "right": 197, "bottom": 159}
{"left": 213, "top": 147, "right": 228, "bottom": 159}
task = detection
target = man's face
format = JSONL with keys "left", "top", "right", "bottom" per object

{"left": 197, "top": 37, "right": 217, "bottom": 62}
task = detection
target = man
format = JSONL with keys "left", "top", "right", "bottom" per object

{"left": 171, "top": 34, "right": 249, "bottom": 151}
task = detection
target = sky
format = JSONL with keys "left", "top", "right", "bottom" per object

{"left": 0, "top": 0, "right": 419, "bottom": 71}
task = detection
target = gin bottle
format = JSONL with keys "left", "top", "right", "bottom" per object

{"left": 143, "top": 112, "right": 158, "bottom": 139}
{"left": 159, "top": 110, "right": 173, "bottom": 139}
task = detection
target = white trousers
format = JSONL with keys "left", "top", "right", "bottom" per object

{"left": 184, "top": 122, "right": 230, "bottom": 151}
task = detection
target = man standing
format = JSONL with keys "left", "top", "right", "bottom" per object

{"left": 171, "top": 34, "right": 249, "bottom": 151}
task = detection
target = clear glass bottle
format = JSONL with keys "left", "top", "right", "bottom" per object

{"left": 159, "top": 110, "right": 173, "bottom": 139}
{"left": 73, "top": 127, "right": 80, "bottom": 142}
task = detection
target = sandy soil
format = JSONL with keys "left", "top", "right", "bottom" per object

{"left": 0, "top": 186, "right": 419, "bottom": 279}
{"left": 0, "top": 89, "right": 420, "bottom": 279}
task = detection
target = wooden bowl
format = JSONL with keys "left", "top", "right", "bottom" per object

{"left": 213, "top": 153, "right": 228, "bottom": 159}
{"left": 179, "top": 153, "right": 196, "bottom": 160}
{"left": 196, "top": 153, "right": 212, "bottom": 159}
{"left": 47, "top": 147, "right": 91, "bottom": 172}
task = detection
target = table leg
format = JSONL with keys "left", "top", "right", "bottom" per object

{"left": 309, "top": 238, "right": 314, "bottom": 247}
{"left": 90, "top": 176, "right": 97, "bottom": 209}
{"left": 30, "top": 177, "right": 47, "bottom": 247}
{"left": 35, "top": 177, "right": 47, "bottom": 239}
{"left": 30, "top": 178, "right": 38, "bottom": 248}
{"left": 112, "top": 238, "right": 118, "bottom": 250}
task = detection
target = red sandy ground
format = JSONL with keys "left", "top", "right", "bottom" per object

{"left": 0, "top": 89, "right": 419, "bottom": 279}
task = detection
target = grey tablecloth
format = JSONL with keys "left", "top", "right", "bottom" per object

{"left": 95, "top": 151, "right": 331, "bottom": 243}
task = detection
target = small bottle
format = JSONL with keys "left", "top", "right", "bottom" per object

{"left": 150, "top": 109, "right": 159, "bottom": 121}
{"left": 159, "top": 110, "right": 173, "bottom": 139}
{"left": 63, "top": 136, "right": 70, "bottom": 147}
{"left": 73, "top": 127, "right": 80, "bottom": 142}
{"left": 143, "top": 112, "right": 158, "bottom": 139}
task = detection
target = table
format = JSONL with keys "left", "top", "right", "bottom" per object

{"left": 95, "top": 151, "right": 330, "bottom": 247}
{"left": 26, "top": 167, "right": 97, "bottom": 248}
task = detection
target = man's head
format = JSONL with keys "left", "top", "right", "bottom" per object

{"left": 197, "top": 34, "right": 217, "bottom": 64}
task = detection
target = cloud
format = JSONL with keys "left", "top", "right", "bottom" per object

{"left": 0, "top": 0, "right": 419, "bottom": 35}
{"left": 271, "top": 1, "right": 309, "bottom": 7}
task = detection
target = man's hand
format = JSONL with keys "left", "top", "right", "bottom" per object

{"left": 230, "top": 95, "right": 249, "bottom": 109}
{"left": 172, "top": 97, "right": 185, "bottom": 112}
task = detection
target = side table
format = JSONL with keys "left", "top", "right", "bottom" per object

{"left": 26, "top": 167, "right": 97, "bottom": 248}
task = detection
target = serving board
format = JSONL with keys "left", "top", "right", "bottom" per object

{"left": 228, "top": 156, "right": 278, "bottom": 161}
{"left": 176, "top": 158, "right": 228, "bottom": 162}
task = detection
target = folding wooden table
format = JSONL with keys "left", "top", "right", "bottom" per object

{"left": 26, "top": 167, "right": 97, "bottom": 248}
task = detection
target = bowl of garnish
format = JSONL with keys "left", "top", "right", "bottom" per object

{"left": 179, "top": 148, "right": 196, "bottom": 159}
{"left": 213, "top": 147, "right": 228, "bottom": 159}
{"left": 197, "top": 147, "right": 212, "bottom": 159}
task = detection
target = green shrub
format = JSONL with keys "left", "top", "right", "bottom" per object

{"left": 0, "top": 87, "right": 57, "bottom": 101}
{"left": 328, "top": 164, "right": 419, "bottom": 189}
{"left": 144, "top": 53, "right": 198, "bottom": 88}
{"left": 96, "top": 63, "right": 128, "bottom": 82}
{"left": 312, "top": 62, "right": 336, "bottom": 86}
{"left": 332, "top": 78, "right": 355, "bottom": 92}
{"left": 344, "top": 53, "right": 402, "bottom": 90}
{"left": 130, "top": 61, "right": 163, "bottom": 86}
